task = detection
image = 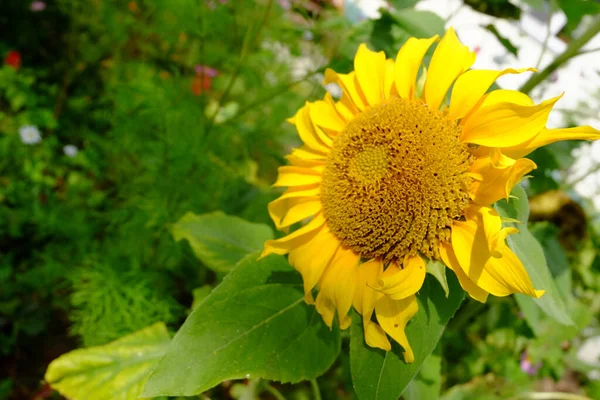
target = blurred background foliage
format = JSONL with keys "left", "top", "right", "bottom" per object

{"left": 1, "top": 0, "right": 600, "bottom": 399}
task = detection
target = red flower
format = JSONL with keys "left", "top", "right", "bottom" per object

{"left": 4, "top": 50, "right": 21, "bottom": 69}
{"left": 191, "top": 75, "right": 212, "bottom": 96}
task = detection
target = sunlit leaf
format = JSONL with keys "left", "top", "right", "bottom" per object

{"left": 45, "top": 322, "right": 171, "bottom": 400}
{"left": 142, "top": 253, "right": 341, "bottom": 397}
{"left": 350, "top": 273, "right": 464, "bottom": 400}
{"left": 170, "top": 211, "right": 274, "bottom": 272}
{"left": 494, "top": 186, "right": 574, "bottom": 327}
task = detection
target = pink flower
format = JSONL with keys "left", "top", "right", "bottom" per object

{"left": 30, "top": 1, "right": 46, "bottom": 11}
{"left": 520, "top": 351, "right": 541, "bottom": 376}
{"left": 195, "top": 65, "right": 218, "bottom": 78}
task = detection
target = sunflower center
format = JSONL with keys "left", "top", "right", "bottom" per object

{"left": 321, "top": 97, "right": 473, "bottom": 262}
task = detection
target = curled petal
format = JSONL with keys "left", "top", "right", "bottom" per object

{"left": 440, "top": 243, "right": 489, "bottom": 303}
{"left": 502, "top": 125, "right": 600, "bottom": 159}
{"left": 461, "top": 94, "right": 562, "bottom": 147}
{"left": 375, "top": 295, "right": 418, "bottom": 363}
{"left": 468, "top": 149, "right": 537, "bottom": 206}
{"left": 268, "top": 186, "right": 320, "bottom": 230}
{"left": 373, "top": 254, "right": 426, "bottom": 300}
{"left": 451, "top": 207, "right": 543, "bottom": 298}
{"left": 353, "top": 259, "right": 391, "bottom": 351}
{"left": 448, "top": 68, "right": 536, "bottom": 120}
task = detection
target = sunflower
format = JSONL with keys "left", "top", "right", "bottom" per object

{"left": 261, "top": 28, "right": 600, "bottom": 363}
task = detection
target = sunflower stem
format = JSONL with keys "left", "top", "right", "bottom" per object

{"left": 520, "top": 17, "right": 600, "bottom": 95}
{"left": 310, "top": 378, "right": 322, "bottom": 400}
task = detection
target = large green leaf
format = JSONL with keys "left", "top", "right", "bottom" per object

{"left": 142, "top": 253, "right": 341, "bottom": 397}
{"left": 350, "top": 273, "right": 464, "bottom": 400}
{"left": 404, "top": 344, "right": 442, "bottom": 400}
{"left": 45, "top": 322, "right": 170, "bottom": 400}
{"left": 494, "top": 185, "right": 574, "bottom": 327}
{"left": 170, "top": 211, "right": 273, "bottom": 272}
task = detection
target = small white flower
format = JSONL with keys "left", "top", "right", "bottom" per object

{"left": 63, "top": 144, "right": 78, "bottom": 157}
{"left": 19, "top": 125, "right": 42, "bottom": 145}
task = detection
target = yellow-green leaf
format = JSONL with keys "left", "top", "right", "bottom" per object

{"left": 171, "top": 211, "right": 274, "bottom": 272}
{"left": 45, "top": 322, "right": 170, "bottom": 400}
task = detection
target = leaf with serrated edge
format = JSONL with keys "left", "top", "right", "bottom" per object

{"left": 495, "top": 185, "right": 574, "bottom": 327}
{"left": 45, "top": 322, "right": 170, "bottom": 400}
{"left": 170, "top": 211, "right": 274, "bottom": 272}
{"left": 351, "top": 273, "right": 463, "bottom": 400}
{"left": 142, "top": 253, "right": 341, "bottom": 397}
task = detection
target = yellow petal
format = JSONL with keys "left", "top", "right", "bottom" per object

{"left": 316, "top": 246, "right": 361, "bottom": 330}
{"left": 373, "top": 254, "right": 426, "bottom": 300}
{"left": 353, "top": 259, "right": 391, "bottom": 351}
{"left": 309, "top": 98, "right": 347, "bottom": 136}
{"left": 354, "top": 44, "right": 387, "bottom": 106}
{"left": 324, "top": 69, "right": 367, "bottom": 111}
{"left": 261, "top": 213, "right": 325, "bottom": 257}
{"left": 424, "top": 28, "right": 475, "bottom": 110}
{"left": 439, "top": 242, "right": 489, "bottom": 303}
{"left": 375, "top": 295, "right": 418, "bottom": 363}
{"left": 289, "top": 224, "right": 340, "bottom": 304}
{"left": 272, "top": 165, "right": 323, "bottom": 187}
{"left": 395, "top": 35, "right": 439, "bottom": 99}
{"left": 468, "top": 149, "right": 537, "bottom": 206}
{"left": 451, "top": 208, "right": 543, "bottom": 297}
{"left": 286, "top": 147, "right": 327, "bottom": 167}
{"left": 502, "top": 125, "right": 600, "bottom": 159}
{"left": 461, "top": 94, "right": 562, "bottom": 147}
{"left": 296, "top": 103, "right": 333, "bottom": 152}
{"left": 448, "top": 68, "right": 536, "bottom": 120}
{"left": 268, "top": 186, "right": 321, "bottom": 230}
{"left": 383, "top": 58, "right": 397, "bottom": 100}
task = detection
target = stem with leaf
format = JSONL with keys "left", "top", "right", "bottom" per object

{"left": 520, "top": 17, "right": 600, "bottom": 95}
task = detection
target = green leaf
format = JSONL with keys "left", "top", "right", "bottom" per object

{"left": 557, "top": 0, "right": 600, "bottom": 34}
{"left": 426, "top": 260, "right": 450, "bottom": 298}
{"left": 494, "top": 185, "right": 574, "bottom": 327}
{"left": 391, "top": 9, "right": 446, "bottom": 39}
{"left": 389, "top": 0, "right": 419, "bottom": 9}
{"left": 142, "top": 253, "right": 341, "bottom": 397}
{"left": 371, "top": 9, "right": 445, "bottom": 57}
{"left": 404, "top": 344, "right": 442, "bottom": 400}
{"left": 464, "top": 0, "right": 521, "bottom": 19}
{"left": 45, "top": 322, "right": 171, "bottom": 400}
{"left": 170, "top": 211, "right": 274, "bottom": 272}
{"left": 484, "top": 24, "right": 519, "bottom": 56}
{"left": 350, "top": 273, "right": 464, "bottom": 400}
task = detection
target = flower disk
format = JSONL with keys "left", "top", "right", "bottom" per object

{"left": 321, "top": 97, "right": 473, "bottom": 261}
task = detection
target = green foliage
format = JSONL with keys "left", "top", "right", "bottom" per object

{"left": 495, "top": 186, "right": 574, "bottom": 327}
{"left": 404, "top": 344, "right": 442, "bottom": 400}
{"left": 170, "top": 211, "right": 274, "bottom": 272}
{"left": 69, "top": 263, "right": 183, "bottom": 347}
{"left": 45, "top": 322, "right": 170, "bottom": 400}
{"left": 350, "top": 273, "right": 464, "bottom": 400}
{"left": 142, "top": 253, "right": 341, "bottom": 397}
